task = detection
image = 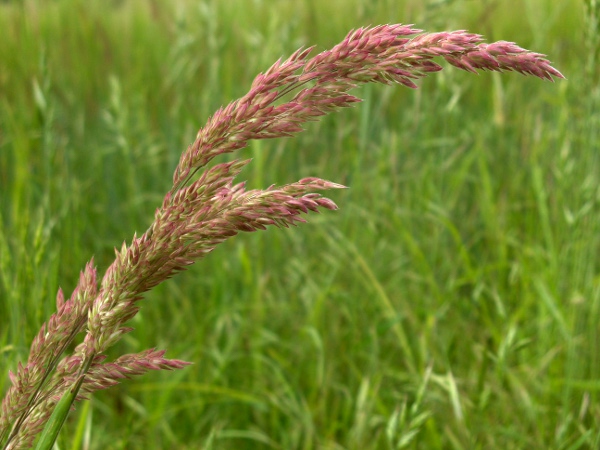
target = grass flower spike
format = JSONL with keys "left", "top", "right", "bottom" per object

{"left": 0, "top": 23, "right": 562, "bottom": 449}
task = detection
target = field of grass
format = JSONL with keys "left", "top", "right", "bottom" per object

{"left": 1, "top": 0, "right": 598, "bottom": 448}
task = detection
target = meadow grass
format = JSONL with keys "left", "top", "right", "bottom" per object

{"left": 0, "top": 0, "right": 596, "bottom": 448}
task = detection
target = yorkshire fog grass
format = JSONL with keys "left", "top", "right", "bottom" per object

{"left": 0, "top": 1, "right": 596, "bottom": 449}
{"left": 2, "top": 22, "right": 562, "bottom": 448}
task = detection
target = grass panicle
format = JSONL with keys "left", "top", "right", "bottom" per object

{"left": 1, "top": 23, "right": 562, "bottom": 449}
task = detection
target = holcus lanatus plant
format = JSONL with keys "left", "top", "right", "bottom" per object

{"left": 0, "top": 24, "right": 563, "bottom": 449}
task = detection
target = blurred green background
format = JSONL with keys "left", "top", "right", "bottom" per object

{"left": 1, "top": 0, "right": 598, "bottom": 448}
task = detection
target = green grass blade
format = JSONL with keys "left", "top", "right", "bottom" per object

{"left": 33, "top": 378, "right": 83, "bottom": 450}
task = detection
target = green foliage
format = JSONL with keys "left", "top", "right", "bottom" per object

{"left": 1, "top": 0, "right": 595, "bottom": 448}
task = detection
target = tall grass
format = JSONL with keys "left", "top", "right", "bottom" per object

{"left": 0, "top": 0, "right": 595, "bottom": 448}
